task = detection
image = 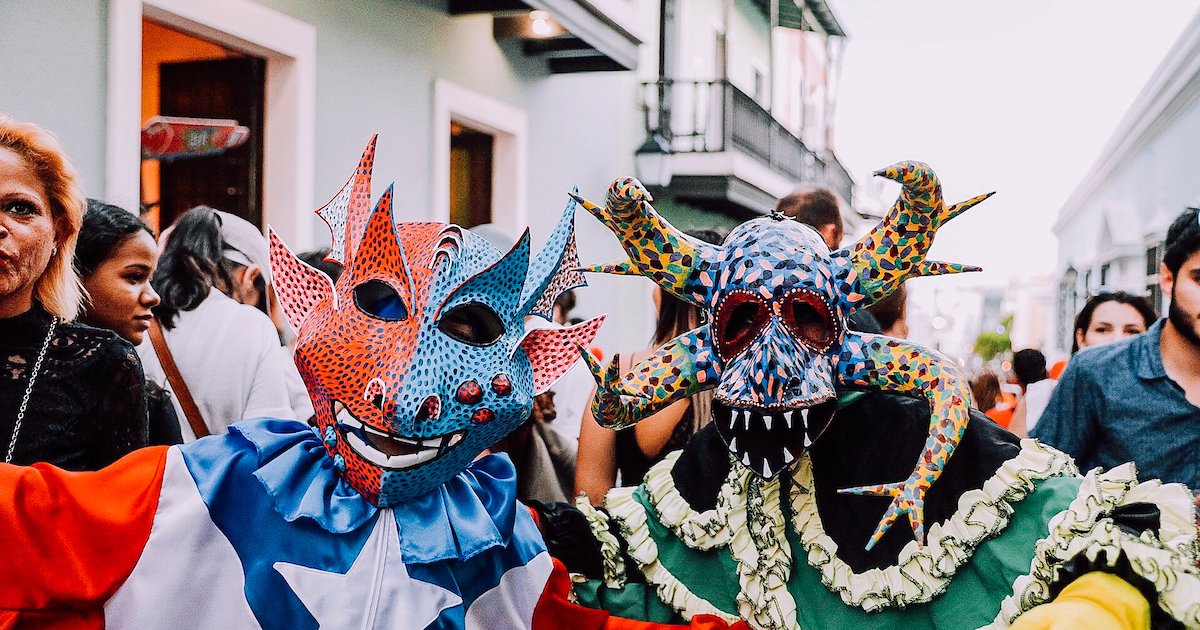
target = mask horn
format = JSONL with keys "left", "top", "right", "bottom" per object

{"left": 269, "top": 228, "right": 335, "bottom": 332}
{"left": 317, "top": 135, "right": 377, "bottom": 269}
{"left": 572, "top": 177, "right": 717, "bottom": 306}
{"left": 840, "top": 161, "right": 991, "bottom": 312}
{"left": 520, "top": 316, "right": 606, "bottom": 394}
{"left": 520, "top": 191, "right": 587, "bottom": 320}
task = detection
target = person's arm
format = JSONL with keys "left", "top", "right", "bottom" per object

{"left": 1029, "top": 359, "right": 1095, "bottom": 462}
{"left": 633, "top": 398, "right": 692, "bottom": 459}
{"left": 576, "top": 389, "right": 618, "bottom": 506}
{"left": 96, "top": 341, "right": 152, "bottom": 468}
{"left": 1010, "top": 397, "right": 1030, "bottom": 438}
{"left": 0, "top": 447, "right": 168, "bottom": 611}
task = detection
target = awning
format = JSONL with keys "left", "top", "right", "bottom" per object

{"left": 748, "top": 0, "right": 845, "bottom": 36}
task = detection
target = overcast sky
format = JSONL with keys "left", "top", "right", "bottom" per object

{"left": 831, "top": 0, "right": 1200, "bottom": 288}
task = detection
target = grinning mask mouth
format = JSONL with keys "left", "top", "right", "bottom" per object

{"left": 711, "top": 399, "right": 837, "bottom": 479}
{"left": 333, "top": 402, "right": 466, "bottom": 470}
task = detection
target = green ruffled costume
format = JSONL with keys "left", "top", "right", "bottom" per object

{"left": 542, "top": 395, "right": 1200, "bottom": 629}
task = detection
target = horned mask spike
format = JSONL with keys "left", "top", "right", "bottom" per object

{"left": 841, "top": 161, "right": 989, "bottom": 312}
{"left": 584, "top": 260, "right": 639, "bottom": 276}
{"left": 520, "top": 193, "right": 587, "bottom": 320}
{"left": 268, "top": 228, "right": 335, "bottom": 332}
{"left": 317, "top": 135, "right": 377, "bottom": 268}
{"left": 576, "top": 177, "right": 717, "bottom": 305}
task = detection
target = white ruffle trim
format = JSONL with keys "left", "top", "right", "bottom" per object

{"left": 605, "top": 483, "right": 740, "bottom": 624}
{"left": 986, "top": 462, "right": 1200, "bottom": 628}
{"left": 788, "top": 439, "right": 1078, "bottom": 612}
{"left": 574, "top": 495, "right": 627, "bottom": 587}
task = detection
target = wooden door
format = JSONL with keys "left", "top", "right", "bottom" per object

{"left": 158, "top": 57, "right": 265, "bottom": 228}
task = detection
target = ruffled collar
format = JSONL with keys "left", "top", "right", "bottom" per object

{"left": 231, "top": 419, "right": 519, "bottom": 564}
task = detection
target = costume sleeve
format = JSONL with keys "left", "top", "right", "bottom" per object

{"left": 1009, "top": 571, "right": 1150, "bottom": 630}
{"left": 94, "top": 340, "right": 152, "bottom": 467}
{"left": 533, "top": 558, "right": 751, "bottom": 630}
{"left": 1029, "top": 359, "right": 1095, "bottom": 461}
{"left": 0, "top": 447, "right": 168, "bottom": 610}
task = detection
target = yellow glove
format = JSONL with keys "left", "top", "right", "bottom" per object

{"left": 1011, "top": 571, "right": 1150, "bottom": 630}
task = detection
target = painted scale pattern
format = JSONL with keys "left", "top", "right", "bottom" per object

{"left": 578, "top": 165, "right": 990, "bottom": 548}
{"left": 269, "top": 137, "right": 602, "bottom": 507}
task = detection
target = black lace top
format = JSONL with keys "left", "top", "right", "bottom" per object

{"left": 0, "top": 304, "right": 149, "bottom": 470}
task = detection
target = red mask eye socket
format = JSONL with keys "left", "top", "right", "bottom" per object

{"left": 715, "top": 291, "right": 770, "bottom": 359}
{"left": 781, "top": 291, "right": 837, "bottom": 350}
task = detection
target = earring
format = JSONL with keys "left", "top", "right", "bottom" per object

{"left": 52, "top": 246, "right": 59, "bottom": 255}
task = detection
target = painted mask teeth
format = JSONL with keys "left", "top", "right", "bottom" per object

{"left": 334, "top": 404, "right": 467, "bottom": 470}
{"left": 713, "top": 399, "right": 836, "bottom": 480}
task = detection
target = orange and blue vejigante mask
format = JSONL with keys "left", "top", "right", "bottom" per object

{"left": 269, "top": 137, "right": 603, "bottom": 506}
{"left": 577, "top": 163, "right": 992, "bottom": 550}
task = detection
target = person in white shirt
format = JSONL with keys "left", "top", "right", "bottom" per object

{"left": 138, "top": 206, "right": 297, "bottom": 440}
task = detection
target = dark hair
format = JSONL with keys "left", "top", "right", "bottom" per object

{"left": 75, "top": 199, "right": 153, "bottom": 277}
{"left": 297, "top": 248, "right": 344, "bottom": 284}
{"left": 1011, "top": 348, "right": 1047, "bottom": 387}
{"left": 152, "top": 206, "right": 236, "bottom": 329}
{"left": 1163, "top": 207, "right": 1200, "bottom": 275}
{"left": 866, "top": 284, "right": 906, "bottom": 333}
{"left": 1070, "top": 291, "right": 1156, "bottom": 354}
{"left": 970, "top": 372, "right": 1001, "bottom": 413}
{"left": 651, "top": 228, "right": 725, "bottom": 344}
{"left": 777, "top": 186, "right": 841, "bottom": 230}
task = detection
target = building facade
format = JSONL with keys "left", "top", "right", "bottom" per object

{"left": 2, "top": 0, "right": 858, "bottom": 352}
{"left": 631, "top": 0, "right": 857, "bottom": 234}
{"left": 1053, "top": 9, "right": 1200, "bottom": 352}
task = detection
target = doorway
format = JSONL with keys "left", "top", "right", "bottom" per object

{"left": 141, "top": 18, "right": 266, "bottom": 231}
{"left": 449, "top": 122, "right": 495, "bottom": 229}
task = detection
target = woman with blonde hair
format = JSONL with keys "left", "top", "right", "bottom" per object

{"left": 0, "top": 115, "right": 148, "bottom": 468}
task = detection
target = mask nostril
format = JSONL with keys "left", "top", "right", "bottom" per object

{"left": 787, "top": 376, "right": 802, "bottom": 389}
{"left": 370, "top": 393, "right": 385, "bottom": 412}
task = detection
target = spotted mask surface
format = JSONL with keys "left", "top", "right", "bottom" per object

{"left": 576, "top": 162, "right": 990, "bottom": 549}
{"left": 269, "top": 137, "right": 603, "bottom": 506}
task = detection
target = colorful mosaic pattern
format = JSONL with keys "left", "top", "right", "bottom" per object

{"left": 580, "top": 165, "right": 990, "bottom": 547}
{"left": 836, "top": 332, "right": 974, "bottom": 549}
{"left": 836, "top": 161, "right": 991, "bottom": 312}
{"left": 270, "top": 137, "right": 601, "bottom": 506}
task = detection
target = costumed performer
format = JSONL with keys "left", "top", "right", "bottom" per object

{"left": 531, "top": 164, "right": 1200, "bottom": 629}
{"left": 0, "top": 136, "right": 621, "bottom": 629}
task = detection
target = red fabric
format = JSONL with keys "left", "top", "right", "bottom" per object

{"left": 0, "top": 447, "right": 168, "bottom": 626}
{"left": 985, "top": 405, "right": 1014, "bottom": 429}
{"left": 1048, "top": 359, "right": 1067, "bottom": 380}
{"left": 533, "top": 558, "right": 751, "bottom": 630}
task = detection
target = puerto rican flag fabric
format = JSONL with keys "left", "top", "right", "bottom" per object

{"left": 0, "top": 419, "right": 552, "bottom": 630}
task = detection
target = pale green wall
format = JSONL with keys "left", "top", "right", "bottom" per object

{"left": 0, "top": 0, "right": 110, "bottom": 199}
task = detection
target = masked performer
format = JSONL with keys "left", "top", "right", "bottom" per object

{"left": 533, "top": 164, "right": 1200, "bottom": 630}
{"left": 0, "top": 137, "right": 617, "bottom": 629}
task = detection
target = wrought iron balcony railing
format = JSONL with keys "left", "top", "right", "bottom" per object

{"left": 641, "top": 79, "right": 854, "bottom": 205}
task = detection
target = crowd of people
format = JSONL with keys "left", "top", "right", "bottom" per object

{"left": 1, "top": 113, "right": 1198, "bottom": 628}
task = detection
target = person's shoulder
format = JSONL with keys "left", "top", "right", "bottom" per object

{"left": 1067, "top": 334, "right": 1141, "bottom": 372}
{"left": 53, "top": 321, "right": 142, "bottom": 372}
{"left": 196, "top": 290, "right": 279, "bottom": 338}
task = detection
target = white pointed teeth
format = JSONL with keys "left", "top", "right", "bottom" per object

{"left": 728, "top": 437, "right": 738, "bottom": 453}
{"left": 742, "top": 452, "right": 752, "bottom": 467}
{"left": 764, "top": 414, "right": 773, "bottom": 430}
{"left": 743, "top": 411, "right": 751, "bottom": 430}
{"left": 804, "top": 432, "right": 813, "bottom": 447}
{"left": 782, "top": 449, "right": 795, "bottom": 463}
{"left": 761, "top": 459, "right": 773, "bottom": 478}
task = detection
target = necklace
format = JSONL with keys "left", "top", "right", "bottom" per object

{"left": 6, "top": 316, "right": 57, "bottom": 463}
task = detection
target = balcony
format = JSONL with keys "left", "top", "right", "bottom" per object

{"left": 642, "top": 79, "right": 854, "bottom": 217}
